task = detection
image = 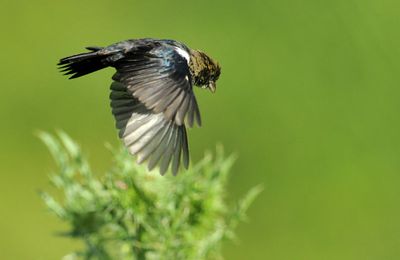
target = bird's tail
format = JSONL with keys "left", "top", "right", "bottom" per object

{"left": 58, "top": 47, "right": 110, "bottom": 79}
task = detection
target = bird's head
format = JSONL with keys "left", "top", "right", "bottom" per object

{"left": 189, "top": 50, "right": 221, "bottom": 93}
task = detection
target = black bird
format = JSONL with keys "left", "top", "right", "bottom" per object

{"left": 58, "top": 38, "right": 221, "bottom": 175}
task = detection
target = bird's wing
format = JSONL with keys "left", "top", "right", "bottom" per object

{"left": 110, "top": 81, "right": 189, "bottom": 175}
{"left": 112, "top": 43, "right": 201, "bottom": 127}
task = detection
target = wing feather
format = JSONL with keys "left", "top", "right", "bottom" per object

{"left": 181, "top": 126, "right": 189, "bottom": 168}
{"left": 147, "top": 123, "right": 174, "bottom": 171}
{"left": 159, "top": 126, "right": 179, "bottom": 175}
{"left": 113, "top": 45, "right": 201, "bottom": 127}
{"left": 110, "top": 81, "right": 189, "bottom": 175}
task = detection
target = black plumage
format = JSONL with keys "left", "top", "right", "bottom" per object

{"left": 58, "top": 38, "right": 221, "bottom": 175}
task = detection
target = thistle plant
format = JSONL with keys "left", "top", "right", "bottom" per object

{"left": 40, "top": 132, "right": 261, "bottom": 260}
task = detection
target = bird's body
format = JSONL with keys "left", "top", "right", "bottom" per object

{"left": 58, "top": 38, "right": 221, "bottom": 175}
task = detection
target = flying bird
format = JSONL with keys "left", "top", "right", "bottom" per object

{"left": 58, "top": 38, "right": 221, "bottom": 175}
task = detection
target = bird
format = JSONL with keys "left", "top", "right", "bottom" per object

{"left": 58, "top": 38, "right": 221, "bottom": 175}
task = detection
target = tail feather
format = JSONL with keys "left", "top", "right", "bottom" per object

{"left": 85, "top": 46, "right": 103, "bottom": 51}
{"left": 58, "top": 48, "right": 110, "bottom": 79}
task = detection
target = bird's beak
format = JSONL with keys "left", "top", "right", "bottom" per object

{"left": 208, "top": 81, "right": 216, "bottom": 93}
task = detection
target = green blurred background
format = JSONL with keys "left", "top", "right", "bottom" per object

{"left": 1, "top": 0, "right": 400, "bottom": 259}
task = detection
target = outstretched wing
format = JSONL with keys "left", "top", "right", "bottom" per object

{"left": 112, "top": 43, "right": 201, "bottom": 127}
{"left": 110, "top": 81, "right": 189, "bottom": 175}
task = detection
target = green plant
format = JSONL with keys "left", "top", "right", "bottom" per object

{"left": 40, "top": 132, "right": 262, "bottom": 260}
